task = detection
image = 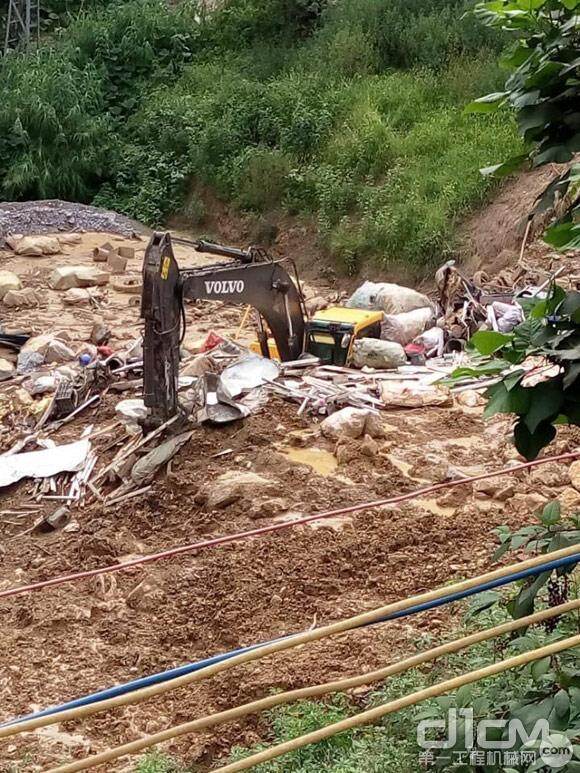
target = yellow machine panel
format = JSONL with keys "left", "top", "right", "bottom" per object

{"left": 312, "top": 306, "right": 384, "bottom": 332}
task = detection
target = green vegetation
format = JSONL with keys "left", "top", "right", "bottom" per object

{"left": 461, "top": 285, "right": 580, "bottom": 459}
{"left": 135, "top": 750, "right": 186, "bottom": 773}
{"left": 467, "top": 0, "right": 580, "bottom": 250}
{"left": 0, "top": 0, "right": 520, "bottom": 273}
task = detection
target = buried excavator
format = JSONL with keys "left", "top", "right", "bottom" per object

{"left": 141, "top": 232, "right": 382, "bottom": 428}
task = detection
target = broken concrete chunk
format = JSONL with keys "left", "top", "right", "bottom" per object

{"left": 44, "top": 339, "right": 75, "bottom": 364}
{"left": 90, "top": 319, "right": 111, "bottom": 345}
{"left": 181, "top": 354, "right": 215, "bottom": 377}
{"left": 0, "top": 358, "right": 15, "bottom": 381}
{"left": 305, "top": 296, "right": 328, "bottom": 315}
{"left": 63, "top": 288, "right": 93, "bottom": 305}
{"left": 381, "top": 307, "right": 434, "bottom": 346}
{"left": 4, "top": 234, "right": 23, "bottom": 251}
{"left": 0, "top": 270, "right": 22, "bottom": 300}
{"left": 347, "top": 281, "right": 432, "bottom": 314}
{"left": 321, "top": 407, "right": 386, "bottom": 440}
{"left": 380, "top": 380, "right": 451, "bottom": 407}
{"left": 107, "top": 251, "right": 128, "bottom": 274}
{"left": 203, "top": 470, "right": 274, "bottom": 509}
{"left": 49, "top": 265, "right": 109, "bottom": 290}
{"left": 117, "top": 246, "right": 135, "bottom": 260}
{"left": 15, "top": 235, "right": 61, "bottom": 256}
{"left": 3, "top": 288, "right": 39, "bottom": 308}
{"left": 21, "top": 334, "right": 53, "bottom": 356}
{"left": 351, "top": 338, "right": 407, "bottom": 369}
{"left": 92, "top": 247, "right": 109, "bottom": 262}
{"left": 111, "top": 275, "right": 142, "bottom": 294}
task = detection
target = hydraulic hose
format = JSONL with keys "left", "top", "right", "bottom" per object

{"left": 3, "top": 543, "right": 579, "bottom": 738}
{"left": 211, "top": 634, "right": 580, "bottom": 773}
{"left": 1, "top": 449, "right": 578, "bottom": 601}
{"left": 45, "top": 598, "right": 580, "bottom": 773}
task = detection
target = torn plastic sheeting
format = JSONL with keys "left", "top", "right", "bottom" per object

{"left": 220, "top": 355, "right": 280, "bottom": 397}
{"left": 0, "top": 438, "right": 91, "bottom": 488}
{"left": 197, "top": 372, "right": 250, "bottom": 425}
{"left": 131, "top": 432, "right": 193, "bottom": 486}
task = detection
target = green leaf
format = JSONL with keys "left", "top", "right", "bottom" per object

{"left": 524, "top": 381, "right": 564, "bottom": 433}
{"left": 560, "top": 292, "right": 580, "bottom": 318}
{"left": 531, "top": 656, "right": 552, "bottom": 681}
{"left": 465, "top": 91, "right": 508, "bottom": 113}
{"left": 465, "top": 590, "right": 501, "bottom": 620}
{"left": 484, "top": 382, "right": 513, "bottom": 417}
{"left": 470, "top": 330, "right": 513, "bottom": 355}
{"left": 450, "top": 360, "right": 507, "bottom": 379}
{"left": 544, "top": 222, "right": 580, "bottom": 250}
{"left": 480, "top": 154, "right": 529, "bottom": 177}
{"left": 554, "top": 689, "right": 571, "bottom": 719}
{"left": 514, "top": 419, "right": 557, "bottom": 460}
{"left": 540, "top": 500, "right": 561, "bottom": 526}
{"left": 534, "top": 144, "right": 574, "bottom": 166}
{"left": 516, "top": 0, "right": 547, "bottom": 8}
{"left": 500, "top": 43, "right": 532, "bottom": 69}
{"left": 510, "top": 570, "right": 551, "bottom": 618}
{"left": 456, "top": 685, "right": 473, "bottom": 707}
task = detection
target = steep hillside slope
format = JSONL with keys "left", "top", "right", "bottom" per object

{"left": 0, "top": 0, "right": 519, "bottom": 274}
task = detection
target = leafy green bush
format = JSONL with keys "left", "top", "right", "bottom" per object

{"left": 0, "top": 51, "right": 109, "bottom": 199}
{"left": 463, "top": 285, "right": 580, "bottom": 459}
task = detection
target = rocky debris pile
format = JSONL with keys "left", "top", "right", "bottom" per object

{"left": 0, "top": 200, "right": 144, "bottom": 246}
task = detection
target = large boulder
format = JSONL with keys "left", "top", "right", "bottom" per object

{"left": 49, "top": 265, "right": 109, "bottom": 290}
{"left": 0, "top": 271, "right": 21, "bottom": 300}
{"left": 321, "top": 407, "right": 387, "bottom": 440}
{"left": 14, "top": 235, "right": 61, "bottom": 256}
{"left": 3, "top": 288, "right": 39, "bottom": 308}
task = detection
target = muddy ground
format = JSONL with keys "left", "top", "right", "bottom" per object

{"left": 0, "top": 225, "right": 579, "bottom": 772}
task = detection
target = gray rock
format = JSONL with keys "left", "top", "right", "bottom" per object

{"left": 49, "top": 265, "right": 109, "bottom": 290}
{"left": 0, "top": 270, "right": 21, "bottom": 300}
{"left": 3, "top": 288, "right": 39, "bottom": 308}
{"left": 0, "top": 357, "right": 15, "bottom": 381}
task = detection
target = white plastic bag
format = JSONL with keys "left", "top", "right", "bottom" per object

{"left": 380, "top": 307, "right": 434, "bottom": 345}
{"left": 346, "top": 281, "right": 432, "bottom": 314}
{"left": 351, "top": 338, "right": 407, "bottom": 369}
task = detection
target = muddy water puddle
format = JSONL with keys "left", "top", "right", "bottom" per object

{"left": 281, "top": 446, "right": 338, "bottom": 476}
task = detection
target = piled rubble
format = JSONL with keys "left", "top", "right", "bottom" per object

{"left": 0, "top": 224, "right": 576, "bottom": 529}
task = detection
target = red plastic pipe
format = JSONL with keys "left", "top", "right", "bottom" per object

{"left": 1, "top": 449, "right": 578, "bottom": 601}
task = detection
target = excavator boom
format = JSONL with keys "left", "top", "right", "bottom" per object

{"left": 141, "top": 232, "right": 305, "bottom": 429}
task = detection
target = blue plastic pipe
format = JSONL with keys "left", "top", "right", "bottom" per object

{"left": 5, "top": 552, "right": 578, "bottom": 727}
